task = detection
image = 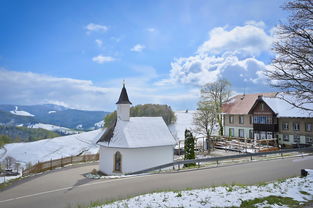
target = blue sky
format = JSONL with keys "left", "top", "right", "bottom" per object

{"left": 0, "top": 0, "right": 288, "bottom": 111}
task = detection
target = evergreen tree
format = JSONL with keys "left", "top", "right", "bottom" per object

{"left": 104, "top": 104, "right": 176, "bottom": 127}
{"left": 184, "top": 129, "right": 195, "bottom": 167}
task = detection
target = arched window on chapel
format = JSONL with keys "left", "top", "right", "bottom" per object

{"left": 114, "top": 151, "right": 122, "bottom": 172}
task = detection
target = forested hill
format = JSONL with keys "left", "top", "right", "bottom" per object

{"left": 0, "top": 104, "right": 109, "bottom": 130}
{"left": 0, "top": 125, "right": 60, "bottom": 145}
{"left": 0, "top": 125, "right": 60, "bottom": 148}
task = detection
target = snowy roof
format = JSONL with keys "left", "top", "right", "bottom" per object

{"left": 222, "top": 92, "right": 277, "bottom": 115}
{"left": 98, "top": 117, "right": 177, "bottom": 148}
{"left": 263, "top": 97, "right": 313, "bottom": 118}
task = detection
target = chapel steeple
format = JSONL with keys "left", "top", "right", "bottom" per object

{"left": 116, "top": 82, "right": 132, "bottom": 121}
{"left": 116, "top": 82, "right": 132, "bottom": 105}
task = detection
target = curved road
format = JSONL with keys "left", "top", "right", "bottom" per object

{"left": 1, "top": 156, "right": 313, "bottom": 208}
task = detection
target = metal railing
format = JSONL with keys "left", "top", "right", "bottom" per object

{"left": 127, "top": 147, "right": 313, "bottom": 175}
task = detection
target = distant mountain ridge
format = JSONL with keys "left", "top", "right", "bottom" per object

{"left": 0, "top": 104, "right": 109, "bottom": 130}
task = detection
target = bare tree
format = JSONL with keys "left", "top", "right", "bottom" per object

{"left": 267, "top": 0, "right": 313, "bottom": 112}
{"left": 193, "top": 100, "right": 217, "bottom": 153}
{"left": 200, "top": 79, "right": 231, "bottom": 135}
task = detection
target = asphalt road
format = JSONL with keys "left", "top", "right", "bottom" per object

{"left": 1, "top": 156, "right": 313, "bottom": 208}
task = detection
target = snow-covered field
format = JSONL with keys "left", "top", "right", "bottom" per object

{"left": 28, "top": 123, "right": 80, "bottom": 135}
{"left": 10, "top": 106, "right": 34, "bottom": 117}
{"left": 169, "top": 110, "right": 219, "bottom": 141}
{"left": 0, "top": 129, "right": 104, "bottom": 167}
{"left": 169, "top": 111, "right": 197, "bottom": 141}
{"left": 97, "top": 170, "right": 313, "bottom": 208}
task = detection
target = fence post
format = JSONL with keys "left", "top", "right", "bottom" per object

{"left": 250, "top": 155, "right": 253, "bottom": 161}
{"left": 83, "top": 155, "right": 86, "bottom": 162}
{"left": 216, "top": 160, "right": 219, "bottom": 166}
{"left": 50, "top": 159, "right": 52, "bottom": 170}
{"left": 71, "top": 156, "right": 73, "bottom": 164}
{"left": 61, "top": 157, "right": 63, "bottom": 167}
{"left": 281, "top": 152, "right": 283, "bottom": 158}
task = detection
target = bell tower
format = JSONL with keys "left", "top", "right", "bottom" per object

{"left": 116, "top": 82, "right": 132, "bottom": 121}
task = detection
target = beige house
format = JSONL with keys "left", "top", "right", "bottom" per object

{"left": 222, "top": 93, "right": 276, "bottom": 139}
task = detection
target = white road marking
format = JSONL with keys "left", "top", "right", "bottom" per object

{"left": 0, "top": 174, "right": 153, "bottom": 204}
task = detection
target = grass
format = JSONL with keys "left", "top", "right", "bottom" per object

{"left": 300, "top": 190, "right": 311, "bottom": 196}
{"left": 239, "top": 195, "right": 300, "bottom": 208}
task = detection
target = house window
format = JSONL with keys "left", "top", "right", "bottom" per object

{"left": 305, "top": 136, "right": 313, "bottom": 144}
{"left": 114, "top": 151, "right": 122, "bottom": 172}
{"left": 260, "top": 131, "right": 266, "bottom": 140}
{"left": 305, "top": 123, "right": 312, "bottom": 132}
{"left": 249, "top": 129, "right": 253, "bottom": 139}
{"left": 239, "top": 129, "right": 244, "bottom": 138}
{"left": 294, "top": 135, "right": 300, "bottom": 143}
{"left": 293, "top": 123, "right": 300, "bottom": 131}
{"left": 229, "top": 128, "right": 234, "bottom": 137}
{"left": 253, "top": 116, "right": 272, "bottom": 124}
{"left": 266, "top": 132, "right": 272, "bottom": 140}
{"left": 239, "top": 116, "right": 244, "bottom": 124}
{"left": 229, "top": 115, "right": 234, "bottom": 124}
{"left": 261, "top": 103, "right": 264, "bottom": 111}
{"left": 282, "top": 122, "right": 289, "bottom": 131}
{"left": 283, "top": 134, "right": 289, "bottom": 142}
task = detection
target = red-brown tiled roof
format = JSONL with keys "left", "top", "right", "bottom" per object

{"left": 222, "top": 92, "right": 277, "bottom": 114}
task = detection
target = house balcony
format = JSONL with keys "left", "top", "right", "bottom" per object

{"left": 253, "top": 123, "right": 279, "bottom": 132}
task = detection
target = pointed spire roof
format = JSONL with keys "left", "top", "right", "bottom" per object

{"left": 116, "top": 83, "right": 132, "bottom": 104}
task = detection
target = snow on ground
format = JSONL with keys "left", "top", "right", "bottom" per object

{"left": 10, "top": 106, "right": 34, "bottom": 117}
{"left": 28, "top": 123, "right": 80, "bottom": 135}
{"left": 169, "top": 111, "right": 219, "bottom": 150}
{"left": 0, "top": 129, "right": 105, "bottom": 167}
{"left": 48, "top": 111, "right": 56, "bottom": 114}
{"left": 94, "top": 120, "right": 104, "bottom": 128}
{"left": 169, "top": 111, "right": 198, "bottom": 141}
{"left": 97, "top": 170, "right": 313, "bottom": 208}
{"left": 0, "top": 172, "right": 22, "bottom": 184}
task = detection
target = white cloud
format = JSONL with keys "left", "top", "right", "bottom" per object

{"left": 0, "top": 68, "right": 199, "bottom": 111}
{"left": 92, "top": 55, "right": 115, "bottom": 64}
{"left": 85, "top": 23, "right": 108, "bottom": 33}
{"left": 95, "top": 39, "right": 103, "bottom": 47}
{"left": 146, "top": 28, "right": 157, "bottom": 32}
{"left": 131, "top": 44, "right": 145, "bottom": 52}
{"left": 0, "top": 69, "right": 115, "bottom": 110}
{"left": 159, "top": 54, "right": 270, "bottom": 87}
{"left": 159, "top": 22, "right": 273, "bottom": 89}
{"left": 244, "top": 20, "right": 266, "bottom": 28}
{"left": 197, "top": 22, "right": 272, "bottom": 56}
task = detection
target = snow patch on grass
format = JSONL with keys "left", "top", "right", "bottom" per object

{"left": 95, "top": 170, "right": 313, "bottom": 208}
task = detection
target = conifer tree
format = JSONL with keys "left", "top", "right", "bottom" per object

{"left": 184, "top": 129, "right": 195, "bottom": 167}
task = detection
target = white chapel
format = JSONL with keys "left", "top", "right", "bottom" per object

{"left": 97, "top": 84, "right": 176, "bottom": 175}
